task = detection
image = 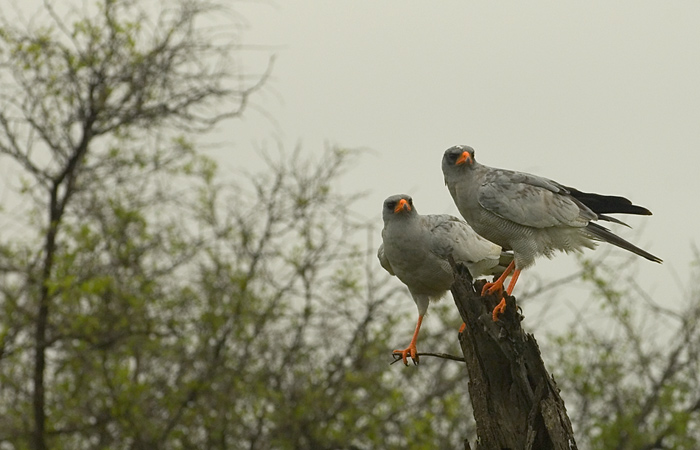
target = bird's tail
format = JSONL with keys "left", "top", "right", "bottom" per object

{"left": 586, "top": 222, "right": 662, "bottom": 263}
{"left": 567, "top": 187, "right": 652, "bottom": 216}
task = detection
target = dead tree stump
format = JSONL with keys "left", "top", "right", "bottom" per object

{"left": 450, "top": 262, "right": 577, "bottom": 450}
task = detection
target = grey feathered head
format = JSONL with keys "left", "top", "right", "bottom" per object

{"left": 442, "top": 145, "right": 475, "bottom": 168}
{"left": 442, "top": 145, "right": 476, "bottom": 184}
{"left": 382, "top": 194, "right": 416, "bottom": 223}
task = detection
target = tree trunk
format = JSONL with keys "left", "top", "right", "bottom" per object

{"left": 450, "top": 262, "right": 577, "bottom": 450}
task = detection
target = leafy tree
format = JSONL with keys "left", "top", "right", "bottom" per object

{"left": 3, "top": 1, "right": 696, "bottom": 449}
{"left": 547, "top": 255, "right": 700, "bottom": 449}
{"left": 0, "top": 2, "right": 472, "bottom": 449}
{"left": 0, "top": 0, "right": 263, "bottom": 447}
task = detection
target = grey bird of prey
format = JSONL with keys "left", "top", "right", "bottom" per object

{"left": 378, "top": 194, "right": 511, "bottom": 365}
{"left": 441, "top": 145, "right": 662, "bottom": 320}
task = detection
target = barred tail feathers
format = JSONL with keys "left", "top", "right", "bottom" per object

{"left": 585, "top": 222, "right": 662, "bottom": 263}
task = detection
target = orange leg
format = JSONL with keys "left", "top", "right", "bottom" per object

{"left": 458, "top": 322, "right": 466, "bottom": 333}
{"left": 492, "top": 268, "right": 521, "bottom": 321}
{"left": 481, "top": 261, "right": 515, "bottom": 297}
{"left": 393, "top": 315, "right": 423, "bottom": 365}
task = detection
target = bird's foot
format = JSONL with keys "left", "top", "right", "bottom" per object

{"left": 393, "top": 344, "right": 418, "bottom": 366}
{"left": 481, "top": 280, "right": 505, "bottom": 297}
{"left": 492, "top": 297, "right": 507, "bottom": 322}
{"left": 458, "top": 322, "right": 466, "bottom": 333}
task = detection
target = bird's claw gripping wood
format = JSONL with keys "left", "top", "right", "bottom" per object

{"left": 481, "top": 279, "right": 505, "bottom": 297}
{"left": 477, "top": 260, "right": 516, "bottom": 320}
{"left": 480, "top": 260, "right": 515, "bottom": 297}
{"left": 491, "top": 268, "right": 521, "bottom": 321}
{"left": 393, "top": 345, "right": 418, "bottom": 366}
{"left": 492, "top": 297, "right": 507, "bottom": 321}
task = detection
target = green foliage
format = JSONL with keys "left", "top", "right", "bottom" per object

{"left": 0, "top": 132, "right": 473, "bottom": 448}
{"left": 0, "top": 1, "right": 474, "bottom": 448}
{"left": 548, "top": 256, "right": 700, "bottom": 450}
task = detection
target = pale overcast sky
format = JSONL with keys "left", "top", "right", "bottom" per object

{"left": 222, "top": 1, "right": 700, "bottom": 321}
{"left": 4, "top": 1, "right": 699, "bottom": 328}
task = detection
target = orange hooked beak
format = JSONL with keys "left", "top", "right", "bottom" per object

{"left": 394, "top": 199, "right": 411, "bottom": 213}
{"left": 455, "top": 151, "right": 472, "bottom": 165}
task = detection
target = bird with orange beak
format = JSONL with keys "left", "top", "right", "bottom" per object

{"left": 378, "top": 194, "right": 511, "bottom": 365}
{"left": 441, "top": 145, "right": 662, "bottom": 320}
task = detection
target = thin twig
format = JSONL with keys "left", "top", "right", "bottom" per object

{"left": 390, "top": 352, "right": 465, "bottom": 365}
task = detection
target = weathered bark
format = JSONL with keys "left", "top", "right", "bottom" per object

{"left": 450, "top": 262, "right": 577, "bottom": 450}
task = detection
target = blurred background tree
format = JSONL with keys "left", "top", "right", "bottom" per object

{"left": 0, "top": 1, "right": 698, "bottom": 449}
{"left": 546, "top": 255, "right": 700, "bottom": 450}
{"left": 0, "top": 1, "right": 470, "bottom": 448}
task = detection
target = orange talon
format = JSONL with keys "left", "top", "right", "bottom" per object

{"left": 393, "top": 344, "right": 418, "bottom": 366}
{"left": 481, "top": 279, "right": 505, "bottom": 297}
{"left": 393, "top": 315, "right": 423, "bottom": 365}
{"left": 491, "top": 268, "right": 521, "bottom": 321}
{"left": 458, "top": 322, "right": 466, "bottom": 333}
{"left": 492, "top": 298, "right": 507, "bottom": 321}
{"left": 481, "top": 261, "right": 515, "bottom": 297}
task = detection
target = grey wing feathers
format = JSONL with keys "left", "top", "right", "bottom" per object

{"left": 424, "top": 214, "right": 501, "bottom": 264}
{"left": 478, "top": 169, "right": 595, "bottom": 228}
{"left": 376, "top": 243, "right": 395, "bottom": 275}
{"left": 495, "top": 170, "right": 568, "bottom": 194}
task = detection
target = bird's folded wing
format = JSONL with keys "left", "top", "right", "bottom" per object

{"left": 478, "top": 170, "right": 594, "bottom": 229}
{"left": 425, "top": 215, "right": 501, "bottom": 263}
{"left": 376, "top": 243, "right": 395, "bottom": 275}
